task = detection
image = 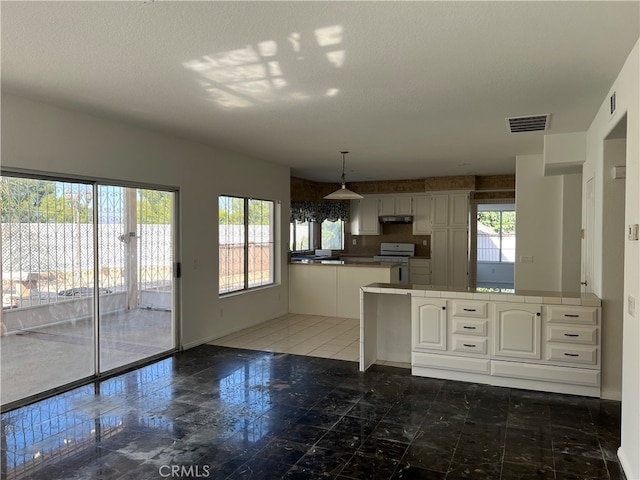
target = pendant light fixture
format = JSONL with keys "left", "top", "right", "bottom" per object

{"left": 324, "top": 151, "right": 363, "bottom": 200}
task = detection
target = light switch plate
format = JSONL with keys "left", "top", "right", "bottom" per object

{"left": 628, "top": 224, "right": 639, "bottom": 241}
{"left": 628, "top": 296, "right": 636, "bottom": 317}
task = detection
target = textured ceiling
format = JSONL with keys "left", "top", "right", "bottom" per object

{"left": 2, "top": 1, "right": 638, "bottom": 182}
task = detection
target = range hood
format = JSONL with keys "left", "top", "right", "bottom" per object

{"left": 379, "top": 215, "right": 413, "bottom": 224}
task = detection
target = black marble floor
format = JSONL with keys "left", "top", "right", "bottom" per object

{"left": 0, "top": 345, "right": 624, "bottom": 480}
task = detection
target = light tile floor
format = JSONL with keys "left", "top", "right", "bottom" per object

{"left": 209, "top": 313, "right": 411, "bottom": 368}
{"left": 209, "top": 314, "right": 361, "bottom": 361}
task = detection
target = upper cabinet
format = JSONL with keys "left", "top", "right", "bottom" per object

{"left": 431, "top": 192, "right": 469, "bottom": 227}
{"left": 412, "top": 195, "right": 431, "bottom": 235}
{"left": 379, "top": 196, "right": 413, "bottom": 215}
{"left": 350, "top": 197, "right": 381, "bottom": 235}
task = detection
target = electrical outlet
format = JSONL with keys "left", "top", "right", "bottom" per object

{"left": 628, "top": 296, "right": 636, "bottom": 317}
{"left": 520, "top": 255, "right": 533, "bottom": 264}
{"left": 352, "top": 238, "right": 357, "bottom": 246}
{"left": 422, "top": 239, "right": 427, "bottom": 246}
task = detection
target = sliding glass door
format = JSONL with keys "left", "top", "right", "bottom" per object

{"left": 97, "top": 186, "right": 175, "bottom": 372}
{"left": 0, "top": 175, "right": 177, "bottom": 409}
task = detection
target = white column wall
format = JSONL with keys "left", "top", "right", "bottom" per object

{"left": 584, "top": 40, "right": 639, "bottom": 479}
{"left": 0, "top": 94, "right": 291, "bottom": 349}
{"left": 514, "top": 154, "right": 563, "bottom": 292}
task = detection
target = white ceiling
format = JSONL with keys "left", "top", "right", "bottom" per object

{"left": 2, "top": 1, "right": 638, "bottom": 183}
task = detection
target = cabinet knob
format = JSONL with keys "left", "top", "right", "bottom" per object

{"left": 536, "top": 312, "right": 541, "bottom": 317}
{"left": 442, "top": 306, "right": 446, "bottom": 310}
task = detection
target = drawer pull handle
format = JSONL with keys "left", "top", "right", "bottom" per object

{"left": 564, "top": 333, "right": 580, "bottom": 337}
{"left": 463, "top": 344, "right": 476, "bottom": 348}
{"left": 463, "top": 308, "right": 476, "bottom": 312}
{"left": 463, "top": 326, "right": 477, "bottom": 330}
{"left": 564, "top": 353, "right": 580, "bottom": 357}
{"left": 564, "top": 314, "right": 580, "bottom": 318}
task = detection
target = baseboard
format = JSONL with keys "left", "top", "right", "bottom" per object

{"left": 181, "top": 335, "right": 220, "bottom": 350}
{"left": 600, "top": 387, "right": 622, "bottom": 401}
{"left": 618, "top": 446, "right": 635, "bottom": 480}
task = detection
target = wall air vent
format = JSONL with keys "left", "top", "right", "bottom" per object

{"left": 506, "top": 114, "right": 551, "bottom": 133}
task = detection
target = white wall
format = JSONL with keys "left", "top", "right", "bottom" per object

{"left": 583, "top": 40, "right": 639, "bottom": 479}
{"left": 514, "top": 154, "right": 563, "bottom": 291}
{"left": 1, "top": 94, "right": 291, "bottom": 349}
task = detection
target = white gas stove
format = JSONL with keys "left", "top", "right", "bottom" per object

{"left": 373, "top": 243, "right": 415, "bottom": 283}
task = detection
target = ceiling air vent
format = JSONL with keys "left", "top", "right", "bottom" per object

{"left": 506, "top": 114, "right": 551, "bottom": 133}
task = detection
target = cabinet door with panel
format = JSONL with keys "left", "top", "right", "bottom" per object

{"left": 412, "top": 297, "right": 447, "bottom": 352}
{"left": 350, "top": 197, "right": 381, "bottom": 235}
{"left": 431, "top": 194, "right": 449, "bottom": 227}
{"left": 492, "top": 303, "right": 542, "bottom": 360}
{"left": 396, "top": 196, "right": 413, "bottom": 215}
{"left": 430, "top": 229, "right": 448, "bottom": 286}
{"left": 412, "top": 195, "right": 432, "bottom": 235}
{"left": 449, "top": 228, "right": 469, "bottom": 288}
{"left": 449, "top": 193, "right": 469, "bottom": 227}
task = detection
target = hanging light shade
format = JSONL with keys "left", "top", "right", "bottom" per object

{"left": 324, "top": 151, "right": 363, "bottom": 200}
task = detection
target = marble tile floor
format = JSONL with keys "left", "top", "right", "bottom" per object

{"left": 0, "top": 345, "right": 624, "bottom": 480}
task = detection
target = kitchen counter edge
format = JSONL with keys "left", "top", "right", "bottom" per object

{"left": 361, "top": 282, "right": 601, "bottom": 306}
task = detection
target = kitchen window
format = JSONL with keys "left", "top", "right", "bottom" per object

{"left": 290, "top": 221, "right": 312, "bottom": 252}
{"left": 477, "top": 207, "right": 516, "bottom": 262}
{"left": 321, "top": 219, "right": 343, "bottom": 250}
{"left": 219, "top": 195, "right": 275, "bottom": 295}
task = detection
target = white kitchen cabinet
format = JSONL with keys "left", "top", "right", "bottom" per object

{"left": 411, "top": 297, "right": 447, "bottom": 351}
{"left": 430, "top": 192, "right": 469, "bottom": 228}
{"left": 493, "top": 303, "right": 542, "bottom": 360}
{"left": 412, "top": 195, "right": 432, "bottom": 234}
{"left": 449, "top": 193, "right": 469, "bottom": 227}
{"left": 449, "top": 228, "right": 469, "bottom": 288}
{"left": 543, "top": 305, "right": 600, "bottom": 368}
{"left": 350, "top": 197, "right": 381, "bottom": 235}
{"left": 431, "top": 194, "right": 449, "bottom": 227}
{"left": 430, "top": 228, "right": 468, "bottom": 288}
{"left": 379, "top": 196, "right": 413, "bottom": 215}
{"left": 409, "top": 257, "right": 431, "bottom": 285}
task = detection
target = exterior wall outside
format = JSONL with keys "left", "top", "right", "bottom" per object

{"left": 584, "top": 40, "right": 639, "bottom": 479}
{"left": 1, "top": 94, "right": 291, "bottom": 349}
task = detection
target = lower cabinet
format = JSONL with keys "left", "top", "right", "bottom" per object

{"left": 492, "top": 303, "right": 541, "bottom": 360}
{"left": 410, "top": 298, "right": 601, "bottom": 396}
{"left": 411, "top": 297, "right": 447, "bottom": 351}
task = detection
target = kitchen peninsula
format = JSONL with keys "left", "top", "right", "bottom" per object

{"left": 360, "top": 283, "right": 602, "bottom": 397}
{"left": 289, "top": 261, "right": 399, "bottom": 319}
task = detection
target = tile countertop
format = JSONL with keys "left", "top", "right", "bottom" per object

{"left": 361, "top": 282, "right": 601, "bottom": 306}
{"left": 289, "top": 259, "right": 398, "bottom": 268}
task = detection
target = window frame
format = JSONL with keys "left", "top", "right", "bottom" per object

{"left": 219, "top": 195, "right": 275, "bottom": 296}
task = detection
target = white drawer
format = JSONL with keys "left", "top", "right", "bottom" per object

{"left": 411, "top": 266, "right": 431, "bottom": 275}
{"left": 410, "top": 273, "right": 432, "bottom": 284}
{"left": 546, "top": 306, "right": 598, "bottom": 325}
{"left": 452, "top": 336, "right": 488, "bottom": 355}
{"left": 451, "top": 318, "right": 487, "bottom": 336}
{"left": 546, "top": 325, "right": 597, "bottom": 345}
{"left": 491, "top": 360, "right": 600, "bottom": 387}
{"left": 412, "top": 351, "right": 491, "bottom": 374}
{"left": 545, "top": 344, "right": 598, "bottom": 366}
{"left": 451, "top": 301, "right": 488, "bottom": 318}
{"left": 409, "top": 258, "right": 431, "bottom": 268}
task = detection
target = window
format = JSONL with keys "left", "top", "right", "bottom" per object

{"left": 321, "top": 219, "right": 344, "bottom": 250}
{"left": 290, "top": 221, "right": 311, "bottom": 252}
{"left": 477, "top": 207, "right": 515, "bottom": 262}
{"left": 219, "top": 196, "right": 275, "bottom": 294}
